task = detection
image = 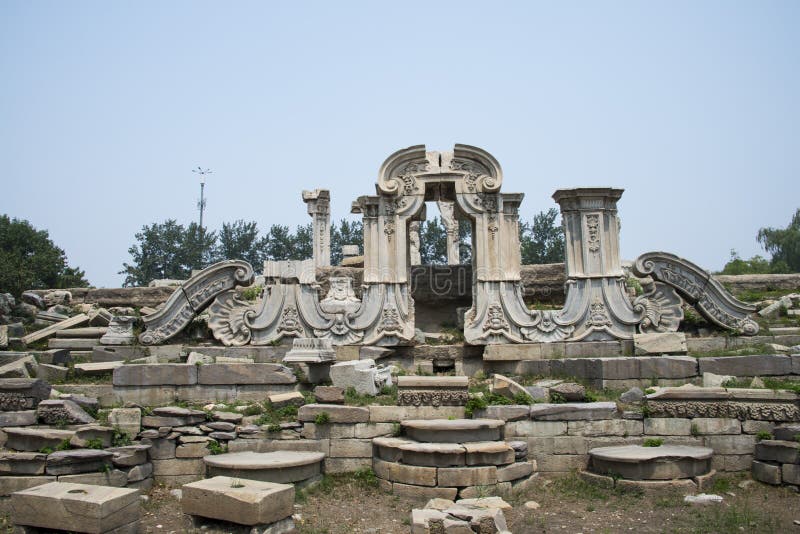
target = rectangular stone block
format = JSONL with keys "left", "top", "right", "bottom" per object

{"left": 638, "top": 355, "right": 698, "bottom": 379}
{"left": 142, "top": 438, "right": 176, "bottom": 460}
{"left": 176, "top": 442, "right": 211, "bottom": 458}
{"left": 568, "top": 420, "right": 628, "bottom": 437}
{"left": 330, "top": 439, "right": 372, "bottom": 458}
{"left": 535, "top": 454, "right": 588, "bottom": 472}
{"left": 373, "top": 458, "right": 436, "bottom": 486}
{"left": 182, "top": 476, "right": 294, "bottom": 526}
{"left": 324, "top": 457, "right": 372, "bottom": 473}
{"left": 438, "top": 466, "right": 497, "bottom": 487}
{"left": 691, "top": 418, "right": 741, "bottom": 435}
{"left": 113, "top": 364, "right": 197, "bottom": 386}
{"left": 11, "top": 481, "right": 139, "bottom": 533}
{"left": 367, "top": 405, "right": 465, "bottom": 422}
{"left": 530, "top": 402, "right": 618, "bottom": 421}
{"left": 698, "top": 355, "right": 792, "bottom": 376}
{"left": 633, "top": 332, "right": 687, "bottom": 355}
{"left": 151, "top": 458, "right": 205, "bottom": 476}
{"left": 391, "top": 482, "right": 457, "bottom": 501}
{"left": 197, "top": 363, "right": 296, "bottom": 385}
{"left": 227, "top": 439, "right": 329, "bottom": 456}
{"left": 482, "top": 344, "right": 542, "bottom": 361}
{"left": 0, "top": 475, "right": 55, "bottom": 496}
{"left": 0, "top": 410, "right": 37, "bottom": 427}
{"left": 297, "top": 404, "right": 369, "bottom": 423}
{"left": 551, "top": 436, "right": 589, "bottom": 455}
{"left": 496, "top": 461, "right": 534, "bottom": 482}
{"left": 506, "top": 421, "right": 567, "bottom": 437}
{"left": 755, "top": 440, "right": 800, "bottom": 464}
{"left": 476, "top": 405, "right": 531, "bottom": 422}
{"left": 644, "top": 418, "right": 692, "bottom": 436}
{"left": 353, "top": 423, "right": 395, "bottom": 439}
{"left": 751, "top": 459, "right": 782, "bottom": 485}
{"left": 704, "top": 434, "right": 756, "bottom": 455}
{"left": 783, "top": 463, "right": 800, "bottom": 485}
{"left": 21, "top": 314, "right": 89, "bottom": 345}
{"left": 301, "top": 422, "right": 355, "bottom": 439}
{"left": 154, "top": 474, "right": 203, "bottom": 487}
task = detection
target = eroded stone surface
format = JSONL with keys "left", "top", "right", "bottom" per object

{"left": 589, "top": 445, "right": 713, "bottom": 481}
{"left": 182, "top": 475, "right": 294, "bottom": 526}
{"left": 204, "top": 451, "right": 325, "bottom": 484}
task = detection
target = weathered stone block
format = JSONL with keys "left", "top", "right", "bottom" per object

{"left": 392, "top": 482, "right": 457, "bottom": 501}
{"left": 703, "top": 434, "right": 756, "bottom": 455}
{"left": 496, "top": 461, "right": 534, "bottom": 482}
{"left": 113, "top": 364, "right": 197, "bottom": 386}
{"left": 0, "top": 378, "right": 51, "bottom": 411}
{"left": 0, "top": 410, "right": 36, "bottom": 427}
{"left": 638, "top": 355, "right": 698, "bottom": 379}
{"left": 506, "top": 421, "right": 567, "bottom": 437}
{"left": 0, "top": 475, "right": 55, "bottom": 496}
{"left": 4, "top": 427, "right": 75, "bottom": 452}
{"left": 535, "top": 454, "right": 588, "bottom": 472}
{"left": 373, "top": 458, "right": 436, "bottom": 486}
{"left": 182, "top": 476, "right": 294, "bottom": 526}
{"left": 438, "top": 466, "right": 497, "bottom": 487}
{"left": 124, "top": 462, "right": 153, "bottom": 482}
{"left": 151, "top": 458, "right": 206, "bottom": 476}
{"left": 367, "top": 405, "right": 465, "bottom": 422}
{"left": 474, "top": 405, "right": 530, "bottom": 422}
{"left": 198, "top": 363, "right": 296, "bottom": 385}
{"left": 751, "top": 459, "right": 782, "bottom": 485}
{"left": 11, "top": 481, "right": 140, "bottom": 533}
{"left": 0, "top": 452, "right": 46, "bottom": 475}
{"left": 644, "top": 418, "right": 692, "bottom": 436}
{"left": 46, "top": 449, "right": 113, "bottom": 475}
{"left": 108, "top": 408, "right": 141, "bottom": 438}
{"left": 141, "top": 437, "right": 176, "bottom": 460}
{"left": 568, "top": 420, "right": 628, "bottom": 437}
{"left": 329, "top": 439, "right": 372, "bottom": 458}
{"left": 37, "top": 399, "right": 96, "bottom": 425}
{"left": 634, "top": 332, "right": 687, "bottom": 355}
{"left": 353, "top": 423, "right": 395, "bottom": 439}
{"left": 691, "top": 418, "right": 741, "bottom": 435}
{"left": 530, "top": 402, "right": 618, "bottom": 421}
{"left": 324, "top": 457, "right": 372, "bottom": 473}
{"left": 58, "top": 469, "right": 128, "bottom": 487}
{"left": 782, "top": 463, "right": 800, "bottom": 485}
{"left": 754, "top": 440, "right": 800, "bottom": 464}
{"left": 698, "top": 355, "right": 792, "bottom": 377}
{"left": 297, "top": 404, "right": 369, "bottom": 423}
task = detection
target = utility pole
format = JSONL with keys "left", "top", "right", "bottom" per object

{"left": 192, "top": 167, "right": 212, "bottom": 269}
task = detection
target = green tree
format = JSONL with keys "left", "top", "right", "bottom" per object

{"left": 264, "top": 224, "right": 313, "bottom": 261}
{"left": 419, "top": 217, "right": 447, "bottom": 265}
{"left": 330, "top": 219, "right": 363, "bottom": 265}
{"left": 757, "top": 208, "right": 800, "bottom": 272}
{"left": 0, "top": 215, "right": 89, "bottom": 296}
{"left": 520, "top": 208, "right": 565, "bottom": 264}
{"left": 720, "top": 250, "right": 772, "bottom": 275}
{"left": 214, "top": 220, "right": 267, "bottom": 267}
{"left": 120, "top": 219, "right": 217, "bottom": 287}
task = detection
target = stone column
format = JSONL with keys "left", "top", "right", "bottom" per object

{"left": 437, "top": 200, "right": 460, "bottom": 264}
{"left": 408, "top": 221, "right": 421, "bottom": 265}
{"left": 302, "top": 189, "right": 331, "bottom": 268}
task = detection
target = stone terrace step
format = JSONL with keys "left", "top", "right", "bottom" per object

{"left": 401, "top": 419, "right": 504, "bottom": 443}
{"left": 203, "top": 451, "right": 325, "bottom": 484}
{"left": 373, "top": 437, "right": 515, "bottom": 468}
{"left": 589, "top": 445, "right": 713, "bottom": 481}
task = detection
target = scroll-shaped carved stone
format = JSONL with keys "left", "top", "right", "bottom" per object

{"left": 632, "top": 280, "right": 684, "bottom": 334}
{"left": 632, "top": 252, "right": 759, "bottom": 335}
{"left": 139, "top": 260, "right": 255, "bottom": 345}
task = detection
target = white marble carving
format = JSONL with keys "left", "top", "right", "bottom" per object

{"left": 140, "top": 260, "right": 254, "bottom": 345}
{"left": 409, "top": 221, "right": 421, "bottom": 266}
{"left": 437, "top": 200, "right": 460, "bottom": 264}
{"left": 330, "top": 358, "right": 392, "bottom": 396}
{"left": 632, "top": 252, "right": 759, "bottom": 335}
{"left": 99, "top": 316, "right": 136, "bottom": 345}
{"left": 303, "top": 189, "right": 331, "bottom": 268}
{"left": 283, "top": 338, "right": 335, "bottom": 363}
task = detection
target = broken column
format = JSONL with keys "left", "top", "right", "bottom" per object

{"left": 437, "top": 200, "right": 460, "bottom": 265}
{"left": 302, "top": 189, "right": 331, "bottom": 268}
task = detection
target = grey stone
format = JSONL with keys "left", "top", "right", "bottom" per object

{"left": 36, "top": 363, "right": 68, "bottom": 383}
{"left": 0, "top": 475, "right": 55, "bottom": 496}
{"left": 298, "top": 404, "right": 369, "bottom": 423}
{"left": 182, "top": 476, "right": 295, "bottom": 527}
{"left": 4, "top": 427, "right": 75, "bottom": 452}
{"left": 475, "top": 405, "right": 530, "bottom": 422}
{"left": 0, "top": 355, "right": 38, "bottom": 379}
{"left": 198, "top": 363, "right": 296, "bottom": 385}
{"left": 702, "top": 372, "right": 736, "bottom": 388}
{"left": 550, "top": 382, "right": 586, "bottom": 402}
{"left": 0, "top": 410, "right": 36, "bottom": 427}
{"left": 754, "top": 440, "right": 799, "bottom": 464}
{"left": 108, "top": 445, "right": 150, "bottom": 467}
{"left": 209, "top": 431, "right": 236, "bottom": 440}
{"left": 330, "top": 359, "right": 385, "bottom": 396}
{"left": 11, "top": 481, "right": 140, "bottom": 532}
{"left": 124, "top": 462, "right": 153, "bottom": 482}
{"left": 313, "top": 386, "right": 344, "bottom": 404}
{"left": 212, "top": 411, "right": 243, "bottom": 424}
{"left": 699, "top": 355, "right": 792, "bottom": 377}
{"left": 37, "top": 399, "right": 95, "bottom": 425}
{"left": 634, "top": 332, "right": 687, "bottom": 355}
{"left": 58, "top": 394, "right": 99, "bottom": 413}
{"left": 108, "top": 408, "right": 141, "bottom": 438}
{"left": 113, "top": 364, "right": 198, "bottom": 386}
{"left": 69, "top": 425, "right": 115, "bottom": 448}
{"left": 402, "top": 419, "right": 504, "bottom": 444}
{"left": 751, "top": 459, "right": 782, "bottom": 485}
{"left": 186, "top": 351, "right": 214, "bottom": 365}
{"left": 684, "top": 493, "right": 723, "bottom": 505}
{"left": 0, "top": 378, "right": 51, "bottom": 411}
{"left": 491, "top": 374, "right": 529, "bottom": 400}
{"left": 773, "top": 424, "right": 800, "bottom": 442}
{"left": 268, "top": 391, "right": 305, "bottom": 409}
{"left": 45, "top": 449, "right": 114, "bottom": 475}
{"left": 620, "top": 387, "right": 644, "bottom": 404}
{"left": 203, "top": 451, "right": 325, "bottom": 484}
{"left": 0, "top": 452, "right": 47, "bottom": 475}
{"left": 58, "top": 469, "right": 128, "bottom": 487}
{"left": 589, "top": 444, "right": 712, "bottom": 480}
{"left": 530, "top": 402, "right": 618, "bottom": 421}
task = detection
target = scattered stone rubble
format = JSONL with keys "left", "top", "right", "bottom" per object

{"left": 411, "top": 496, "right": 511, "bottom": 533}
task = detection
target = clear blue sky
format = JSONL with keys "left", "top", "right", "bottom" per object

{"left": 1, "top": 1, "right": 798, "bottom": 287}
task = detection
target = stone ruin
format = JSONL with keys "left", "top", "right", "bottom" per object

{"left": 134, "top": 144, "right": 760, "bottom": 349}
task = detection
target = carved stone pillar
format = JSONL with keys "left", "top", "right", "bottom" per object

{"left": 409, "top": 221, "right": 421, "bottom": 266}
{"left": 436, "top": 200, "right": 460, "bottom": 264}
{"left": 302, "top": 189, "right": 331, "bottom": 268}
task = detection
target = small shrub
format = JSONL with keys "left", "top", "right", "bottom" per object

{"left": 111, "top": 428, "right": 132, "bottom": 447}
{"left": 690, "top": 423, "right": 699, "bottom": 437}
{"left": 352, "top": 467, "right": 378, "bottom": 489}
{"left": 267, "top": 423, "right": 282, "bottom": 433}
{"left": 549, "top": 391, "right": 566, "bottom": 404}
{"left": 206, "top": 440, "right": 227, "bottom": 455}
{"left": 38, "top": 447, "right": 54, "bottom": 455}
{"left": 391, "top": 422, "right": 402, "bottom": 437}
{"left": 242, "top": 404, "right": 264, "bottom": 416}
{"left": 230, "top": 478, "right": 245, "bottom": 488}
{"left": 85, "top": 438, "right": 104, "bottom": 450}
{"left": 756, "top": 430, "right": 773, "bottom": 442}
{"left": 512, "top": 392, "right": 534, "bottom": 405}
{"left": 643, "top": 438, "right": 663, "bottom": 447}
{"left": 314, "top": 412, "right": 330, "bottom": 425}
{"left": 56, "top": 439, "right": 71, "bottom": 451}
{"left": 464, "top": 396, "right": 487, "bottom": 418}
{"left": 583, "top": 390, "right": 598, "bottom": 402}
{"left": 641, "top": 404, "right": 652, "bottom": 417}
{"left": 644, "top": 388, "right": 656, "bottom": 395}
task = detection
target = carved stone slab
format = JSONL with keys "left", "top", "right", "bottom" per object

{"left": 646, "top": 385, "right": 799, "bottom": 421}
{"left": 632, "top": 252, "right": 759, "bottom": 335}
{"left": 139, "top": 260, "right": 254, "bottom": 345}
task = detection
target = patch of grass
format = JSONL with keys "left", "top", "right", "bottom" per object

{"left": 111, "top": 428, "right": 132, "bottom": 447}
{"left": 343, "top": 385, "right": 397, "bottom": 406}
{"left": 643, "top": 438, "right": 663, "bottom": 447}
{"left": 762, "top": 377, "right": 800, "bottom": 394}
{"left": 691, "top": 343, "right": 778, "bottom": 358}
{"left": 314, "top": 412, "right": 330, "bottom": 425}
{"left": 711, "top": 476, "right": 732, "bottom": 493}
{"left": 733, "top": 288, "right": 797, "bottom": 303}
{"left": 55, "top": 438, "right": 71, "bottom": 451}
{"left": 512, "top": 391, "right": 534, "bottom": 405}
{"left": 85, "top": 438, "right": 104, "bottom": 450}
{"left": 549, "top": 391, "right": 567, "bottom": 404}
{"left": 756, "top": 430, "right": 774, "bottom": 441}
{"left": 266, "top": 423, "right": 282, "bottom": 433}
{"left": 464, "top": 396, "right": 487, "bottom": 418}
{"left": 684, "top": 496, "right": 780, "bottom": 533}
{"left": 242, "top": 404, "right": 264, "bottom": 416}
{"left": 206, "top": 440, "right": 227, "bottom": 455}
{"left": 352, "top": 467, "right": 379, "bottom": 489}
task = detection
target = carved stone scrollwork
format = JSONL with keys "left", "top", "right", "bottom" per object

{"left": 632, "top": 252, "right": 759, "bottom": 335}
{"left": 397, "top": 390, "right": 470, "bottom": 407}
{"left": 632, "top": 280, "right": 684, "bottom": 334}
{"left": 140, "top": 260, "right": 255, "bottom": 345}
{"left": 648, "top": 400, "right": 800, "bottom": 421}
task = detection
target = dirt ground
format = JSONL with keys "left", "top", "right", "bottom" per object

{"left": 1, "top": 472, "right": 798, "bottom": 533}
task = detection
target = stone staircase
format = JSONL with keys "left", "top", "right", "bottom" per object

{"left": 373, "top": 418, "right": 535, "bottom": 500}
